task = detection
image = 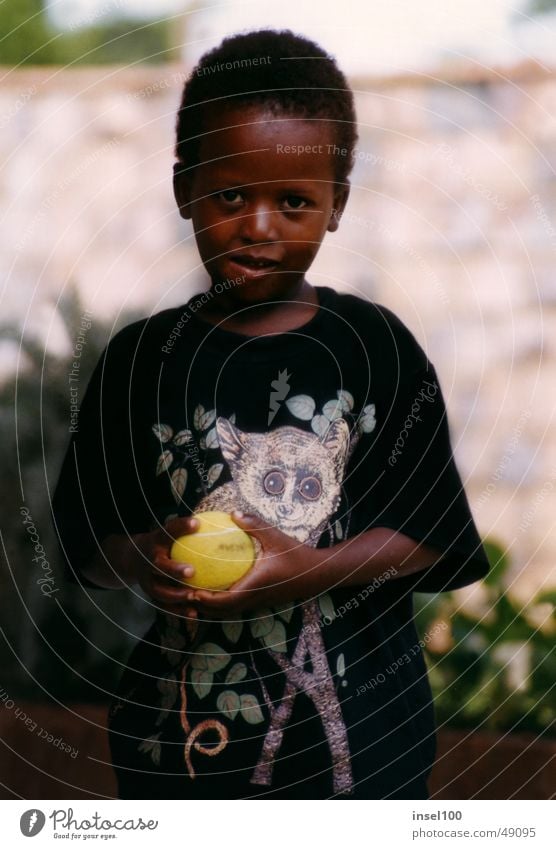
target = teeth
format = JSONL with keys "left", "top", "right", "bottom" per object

{"left": 237, "top": 258, "right": 274, "bottom": 267}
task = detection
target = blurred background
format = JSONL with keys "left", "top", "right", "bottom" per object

{"left": 1, "top": 0, "right": 555, "bottom": 799}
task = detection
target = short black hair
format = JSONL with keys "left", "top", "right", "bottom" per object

{"left": 175, "top": 29, "right": 358, "bottom": 185}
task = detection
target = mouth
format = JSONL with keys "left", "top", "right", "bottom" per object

{"left": 228, "top": 254, "right": 280, "bottom": 275}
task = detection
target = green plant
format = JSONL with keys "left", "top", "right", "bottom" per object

{"left": 414, "top": 540, "right": 556, "bottom": 737}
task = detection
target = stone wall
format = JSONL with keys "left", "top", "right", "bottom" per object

{"left": 2, "top": 62, "right": 555, "bottom": 608}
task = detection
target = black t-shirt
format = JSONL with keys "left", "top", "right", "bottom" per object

{"left": 52, "top": 285, "right": 489, "bottom": 799}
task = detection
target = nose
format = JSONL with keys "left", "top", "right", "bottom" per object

{"left": 238, "top": 203, "right": 280, "bottom": 243}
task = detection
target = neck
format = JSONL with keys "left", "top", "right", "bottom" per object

{"left": 204, "top": 279, "right": 316, "bottom": 323}
{"left": 192, "top": 279, "right": 320, "bottom": 335}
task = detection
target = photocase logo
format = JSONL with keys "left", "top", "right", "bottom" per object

{"left": 20, "top": 809, "right": 46, "bottom": 836}
{"left": 268, "top": 368, "right": 291, "bottom": 425}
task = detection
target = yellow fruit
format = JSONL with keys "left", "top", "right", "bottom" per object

{"left": 170, "top": 511, "right": 255, "bottom": 591}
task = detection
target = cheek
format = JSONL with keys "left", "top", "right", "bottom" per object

{"left": 195, "top": 215, "right": 235, "bottom": 253}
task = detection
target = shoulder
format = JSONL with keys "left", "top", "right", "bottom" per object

{"left": 99, "top": 304, "right": 196, "bottom": 371}
{"left": 321, "top": 287, "right": 430, "bottom": 371}
{"left": 106, "top": 306, "right": 186, "bottom": 352}
{"left": 87, "top": 305, "right": 193, "bottom": 392}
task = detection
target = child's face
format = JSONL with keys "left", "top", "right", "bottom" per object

{"left": 174, "top": 105, "right": 349, "bottom": 305}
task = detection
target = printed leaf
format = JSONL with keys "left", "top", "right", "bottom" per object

{"left": 225, "top": 662, "right": 248, "bottom": 684}
{"left": 337, "top": 389, "right": 354, "bottom": 412}
{"left": 205, "top": 426, "right": 219, "bottom": 449}
{"left": 174, "top": 429, "right": 192, "bottom": 445}
{"left": 193, "top": 404, "right": 205, "bottom": 431}
{"left": 222, "top": 620, "right": 243, "bottom": 644}
{"left": 138, "top": 734, "right": 161, "bottom": 765}
{"left": 156, "top": 675, "right": 178, "bottom": 711}
{"left": 199, "top": 409, "right": 217, "bottom": 430}
{"left": 190, "top": 651, "right": 209, "bottom": 671}
{"left": 207, "top": 463, "right": 224, "bottom": 488}
{"left": 159, "top": 639, "right": 184, "bottom": 665}
{"left": 196, "top": 642, "right": 230, "bottom": 673}
{"left": 334, "top": 519, "right": 344, "bottom": 540}
{"left": 263, "top": 620, "right": 288, "bottom": 653}
{"left": 156, "top": 450, "right": 173, "bottom": 475}
{"left": 285, "top": 394, "right": 315, "bottom": 421}
{"left": 229, "top": 413, "right": 237, "bottom": 424}
{"left": 250, "top": 610, "right": 275, "bottom": 639}
{"left": 275, "top": 604, "right": 294, "bottom": 623}
{"left": 191, "top": 668, "right": 213, "bottom": 699}
{"left": 154, "top": 710, "right": 167, "bottom": 727}
{"left": 323, "top": 399, "right": 344, "bottom": 421}
{"left": 240, "top": 694, "right": 264, "bottom": 724}
{"left": 199, "top": 435, "right": 206, "bottom": 449}
{"left": 152, "top": 423, "right": 173, "bottom": 443}
{"left": 170, "top": 467, "right": 187, "bottom": 503}
{"left": 160, "top": 629, "right": 187, "bottom": 652}
{"left": 311, "top": 414, "right": 331, "bottom": 437}
{"left": 318, "top": 593, "right": 336, "bottom": 621}
{"left": 359, "top": 403, "right": 377, "bottom": 433}
{"left": 337, "top": 653, "right": 346, "bottom": 678}
{"left": 217, "top": 690, "right": 240, "bottom": 721}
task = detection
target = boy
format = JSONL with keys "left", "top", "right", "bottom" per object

{"left": 52, "top": 29, "right": 489, "bottom": 799}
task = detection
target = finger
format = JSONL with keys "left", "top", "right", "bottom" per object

{"left": 158, "top": 602, "right": 199, "bottom": 621}
{"left": 188, "top": 589, "right": 247, "bottom": 618}
{"left": 163, "top": 515, "right": 200, "bottom": 539}
{"left": 150, "top": 582, "right": 195, "bottom": 604}
{"left": 153, "top": 553, "right": 195, "bottom": 583}
{"left": 230, "top": 510, "right": 275, "bottom": 535}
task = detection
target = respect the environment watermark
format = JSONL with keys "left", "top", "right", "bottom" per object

{"left": 197, "top": 54, "right": 272, "bottom": 76}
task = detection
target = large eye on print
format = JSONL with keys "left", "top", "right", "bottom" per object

{"left": 298, "top": 476, "right": 321, "bottom": 500}
{"left": 264, "top": 470, "right": 285, "bottom": 495}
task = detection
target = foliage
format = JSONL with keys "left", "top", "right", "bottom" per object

{"left": 0, "top": 0, "right": 179, "bottom": 65}
{"left": 527, "top": 0, "right": 556, "bottom": 13}
{"left": 415, "top": 540, "right": 556, "bottom": 737}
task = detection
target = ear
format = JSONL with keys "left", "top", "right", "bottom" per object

{"left": 215, "top": 417, "right": 248, "bottom": 464}
{"left": 327, "top": 182, "right": 350, "bottom": 233}
{"left": 173, "top": 162, "right": 193, "bottom": 221}
{"left": 322, "top": 417, "right": 351, "bottom": 476}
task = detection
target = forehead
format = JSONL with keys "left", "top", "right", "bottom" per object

{"left": 195, "top": 105, "right": 339, "bottom": 184}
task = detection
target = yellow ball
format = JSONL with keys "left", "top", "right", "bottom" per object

{"left": 170, "top": 511, "right": 255, "bottom": 591}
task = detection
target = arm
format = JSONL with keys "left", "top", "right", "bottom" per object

{"left": 185, "top": 511, "right": 444, "bottom": 617}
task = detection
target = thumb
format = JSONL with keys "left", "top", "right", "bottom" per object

{"left": 230, "top": 510, "right": 277, "bottom": 537}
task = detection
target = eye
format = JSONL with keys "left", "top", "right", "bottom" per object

{"left": 217, "top": 189, "right": 243, "bottom": 205}
{"left": 283, "top": 195, "right": 308, "bottom": 210}
{"left": 264, "top": 470, "right": 285, "bottom": 495}
{"left": 298, "top": 476, "right": 321, "bottom": 500}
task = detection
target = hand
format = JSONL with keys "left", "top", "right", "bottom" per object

{"left": 132, "top": 516, "right": 201, "bottom": 619}
{"left": 184, "top": 511, "right": 321, "bottom": 618}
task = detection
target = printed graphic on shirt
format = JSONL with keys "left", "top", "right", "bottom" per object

{"left": 147, "top": 389, "right": 377, "bottom": 794}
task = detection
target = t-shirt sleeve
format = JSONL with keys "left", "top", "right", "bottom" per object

{"left": 356, "top": 316, "right": 489, "bottom": 593}
{"left": 51, "top": 323, "right": 151, "bottom": 590}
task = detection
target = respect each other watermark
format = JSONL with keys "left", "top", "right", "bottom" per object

{"left": 162, "top": 274, "right": 245, "bottom": 354}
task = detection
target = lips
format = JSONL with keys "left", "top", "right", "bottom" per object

{"left": 229, "top": 253, "right": 280, "bottom": 271}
